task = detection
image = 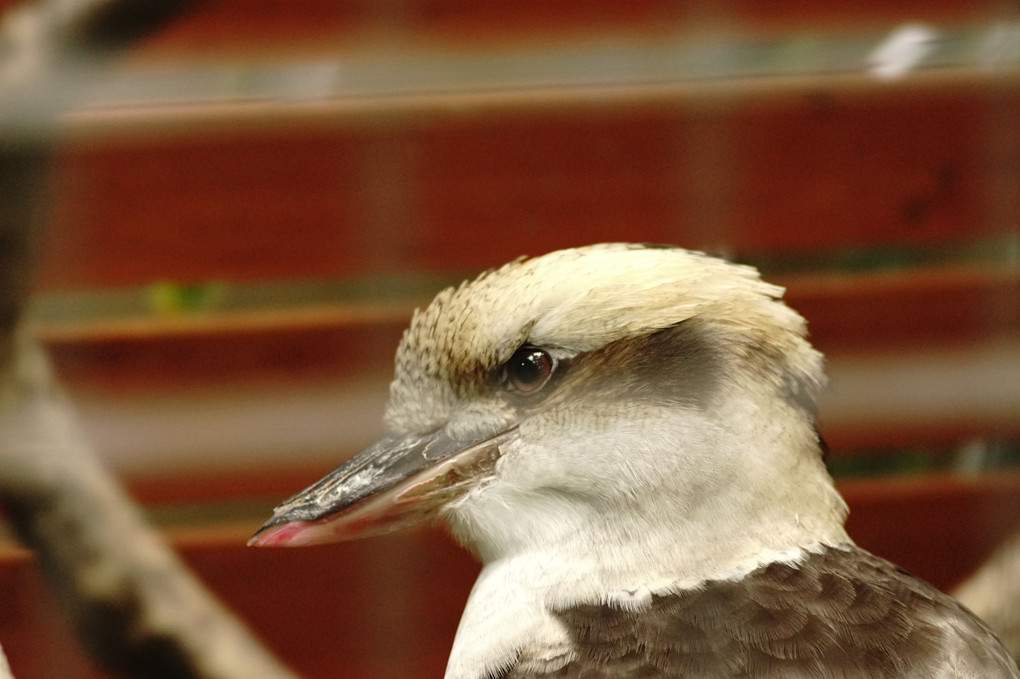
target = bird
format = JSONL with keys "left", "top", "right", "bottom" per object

{"left": 250, "top": 243, "right": 1020, "bottom": 679}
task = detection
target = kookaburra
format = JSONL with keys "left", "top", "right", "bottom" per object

{"left": 251, "top": 243, "right": 1019, "bottom": 678}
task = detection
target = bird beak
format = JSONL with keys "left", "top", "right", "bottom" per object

{"left": 248, "top": 426, "right": 519, "bottom": 547}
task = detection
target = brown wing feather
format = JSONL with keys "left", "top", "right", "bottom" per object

{"left": 497, "top": 546, "right": 1020, "bottom": 678}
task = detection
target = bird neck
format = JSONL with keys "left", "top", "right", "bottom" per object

{"left": 447, "top": 523, "right": 851, "bottom": 679}
{"left": 443, "top": 398, "right": 850, "bottom": 679}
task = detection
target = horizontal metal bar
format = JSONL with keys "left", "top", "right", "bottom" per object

{"left": 2, "top": 20, "right": 1018, "bottom": 139}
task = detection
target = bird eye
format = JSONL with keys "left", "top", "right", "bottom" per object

{"left": 504, "top": 346, "right": 555, "bottom": 395}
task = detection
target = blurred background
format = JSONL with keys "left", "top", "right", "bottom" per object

{"left": 1, "top": 1, "right": 1018, "bottom": 677}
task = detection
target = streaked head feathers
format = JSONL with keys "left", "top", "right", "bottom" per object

{"left": 387, "top": 243, "right": 823, "bottom": 433}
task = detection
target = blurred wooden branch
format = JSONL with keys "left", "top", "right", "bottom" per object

{"left": 0, "top": 334, "right": 300, "bottom": 679}
{"left": 955, "top": 529, "right": 1020, "bottom": 662}
{"left": 0, "top": 0, "right": 194, "bottom": 86}
{"left": 0, "top": 1, "right": 299, "bottom": 678}
{"left": 0, "top": 645, "right": 12, "bottom": 679}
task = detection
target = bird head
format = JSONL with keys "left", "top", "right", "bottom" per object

{"left": 250, "top": 244, "right": 845, "bottom": 565}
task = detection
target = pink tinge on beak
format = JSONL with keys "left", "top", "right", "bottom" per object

{"left": 247, "top": 517, "right": 381, "bottom": 547}
{"left": 247, "top": 521, "right": 317, "bottom": 547}
{"left": 248, "top": 460, "right": 457, "bottom": 547}
{"left": 248, "top": 426, "right": 518, "bottom": 548}
{"left": 247, "top": 496, "right": 410, "bottom": 547}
